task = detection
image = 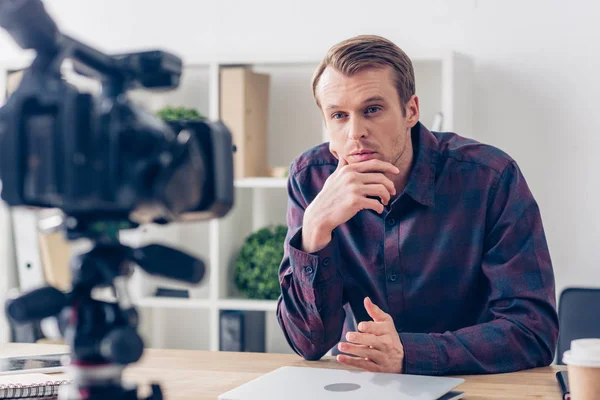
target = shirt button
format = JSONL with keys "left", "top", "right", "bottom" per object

{"left": 322, "top": 258, "right": 330, "bottom": 266}
{"left": 389, "top": 274, "right": 397, "bottom": 282}
{"left": 387, "top": 218, "right": 396, "bottom": 226}
{"left": 304, "top": 266, "right": 314, "bottom": 274}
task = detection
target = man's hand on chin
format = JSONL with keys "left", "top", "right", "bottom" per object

{"left": 336, "top": 297, "right": 404, "bottom": 373}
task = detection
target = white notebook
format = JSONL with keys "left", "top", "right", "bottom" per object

{"left": 0, "top": 373, "right": 71, "bottom": 399}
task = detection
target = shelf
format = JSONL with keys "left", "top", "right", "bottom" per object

{"left": 135, "top": 296, "right": 211, "bottom": 309}
{"left": 234, "top": 177, "right": 288, "bottom": 188}
{"left": 131, "top": 297, "right": 279, "bottom": 312}
{"left": 218, "top": 298, "right": 278, "bottom": 312}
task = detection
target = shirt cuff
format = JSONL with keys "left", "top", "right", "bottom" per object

{"left": 399, "top": 332, "right": 442, "bottom": 375}
{"left": 287, "top": 228, "right": 340, "bottom": 286}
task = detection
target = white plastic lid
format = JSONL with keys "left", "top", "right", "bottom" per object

{"left": 563, "top": 338, "right": 600, "bottom": 367}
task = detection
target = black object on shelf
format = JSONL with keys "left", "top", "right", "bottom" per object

{"left": 220, "top": 310, "right": 265, "bottom": 352}
{"left": 10, "top": 320, "right": 44, "bottom": 343}
{"left": 154, "top": 287, "right": 190, "bottom": 298}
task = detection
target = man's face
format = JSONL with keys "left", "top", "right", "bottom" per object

{"left": 316, "top": 66, "right": 419, "bottom": 167}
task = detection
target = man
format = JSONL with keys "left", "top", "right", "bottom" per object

{"left": 276, "top": 35, "right": 559, "bottom": 376}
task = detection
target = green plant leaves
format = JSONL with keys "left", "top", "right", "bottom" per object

{"left": 156, "top": 106, "right": 204, "bottom": 121}
{"left": 234, "top": 225, "right": 287, "bottom": 300}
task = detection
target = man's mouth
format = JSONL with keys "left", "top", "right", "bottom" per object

{"left": 348, "top": 151, "right": 377, "bottom": 162}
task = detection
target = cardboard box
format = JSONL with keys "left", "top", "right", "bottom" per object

{"left": 220, "top": 67, "right": 270, "bottom": 179}
{"left": 38, "top": 231, "right": 72, "bottom": 292}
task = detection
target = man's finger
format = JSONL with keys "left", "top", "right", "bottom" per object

{"left": 355, "top": 197, "right": 385, "bottom": 214}
{"left": 361, "top": 184, "right": 391, "bottom": 206}
{"left": 336, "top": 354, "right": 381, "bottom": 372}
{"left": 364, "top": 297, "right": 391, "bottom": 323}
{"left": 346, "top": 331, "right": 380, "bottom": 348}
{"left": 338, "top": 342, "right": 384, "bottom": 364}
{"left": 358, "top": 173, "right": 396, "bottom": 196}
{"left": 336, "top": 155, "right": 347, "bottom": 171}
{"left": 350, "top": 159, "right": 400, "bottom": 175}
{"left": 357, "top": 321, "right": 388, "bottom": 335}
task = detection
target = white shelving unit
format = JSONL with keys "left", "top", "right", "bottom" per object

{"left": 234, "top": 178, "right": 288, "bottom": 189}
{"left": 0, "top": 50, "right": 474, "bottom": 353}
{"left": 218, "top": 299, "right": 278, "bottom": 312}
{"left": 136, "top": 297, "right": 212, "bottom": 309}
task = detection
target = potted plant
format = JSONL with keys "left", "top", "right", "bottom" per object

{"left": 233, "top": 225, "right": 286, "bottom": 300}
{"left": 156, "top": 106, "right": 205, "bottom": 121}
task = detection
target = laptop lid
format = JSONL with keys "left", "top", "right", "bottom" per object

{"left": 219, "top": 366, "right": 464, "bottom": 400}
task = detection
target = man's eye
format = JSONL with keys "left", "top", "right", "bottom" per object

{"left": 332, "top": 113, "right": 344, "bottom": 120}
{"left": 365, "top": 106, "right": 381, "bottom": 114}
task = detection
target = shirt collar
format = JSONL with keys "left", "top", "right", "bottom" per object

{"left": 404, "top": 122, "right": 439, "bottom": 207}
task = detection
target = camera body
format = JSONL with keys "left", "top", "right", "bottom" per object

{"left": 0, "top": 51, "right": 234, "bottom": 226}
{"left": 0, "top": 0, "right": 234, "bottom": 225}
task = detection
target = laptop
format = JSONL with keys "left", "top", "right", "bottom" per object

{"left": 218, "top": 366, "right": 465, "bottom": 400}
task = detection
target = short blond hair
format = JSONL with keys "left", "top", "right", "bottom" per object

{"left": 312, "top": 35, "right": 415, "bottom": 113}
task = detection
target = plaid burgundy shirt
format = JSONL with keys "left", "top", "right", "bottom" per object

{"left": 276, "top": 122, "right": 559, "bottom": 375}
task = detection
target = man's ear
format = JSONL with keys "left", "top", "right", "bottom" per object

{"left": 405, "top": 95, "right": 420, "bottom": 128}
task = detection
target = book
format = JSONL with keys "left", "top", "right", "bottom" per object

{"left": 11, "top": 208, "right": 46, "bottom": 292}
{"left": 0, "top": 373, "right": 70, "bottom": 399}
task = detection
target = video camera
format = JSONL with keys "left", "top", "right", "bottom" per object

{"left": 0, "top": 1, "right": 235, "bottom": 399}
{"left": 0, "top": 0, "right": 234, "bottom": 230}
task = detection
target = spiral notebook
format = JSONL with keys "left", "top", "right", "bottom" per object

{"left": 0, "top": 373, "right": 71, "bottom": 399}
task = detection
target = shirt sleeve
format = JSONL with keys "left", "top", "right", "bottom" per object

{"left": 399, "top": 161, "right": 559, "bottom": 375}
{"left": 276, "top": 169, "right": 346, "bottom": 360}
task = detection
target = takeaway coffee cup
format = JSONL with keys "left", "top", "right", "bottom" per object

{"left": 563, "top": 338, "right": 600, "bottom": 400}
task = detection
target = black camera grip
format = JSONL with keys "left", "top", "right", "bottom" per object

{"left": 6, "top": 286, "right": 67, "bottom": 323}
{"left": 131, "top": 244, "right": 205, "bottom": 285}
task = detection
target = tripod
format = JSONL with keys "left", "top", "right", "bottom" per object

{"left": 6, "top": 216, "right": 205, "bottom": 400}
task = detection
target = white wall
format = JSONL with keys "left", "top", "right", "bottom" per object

{"left": 1, "top": 0, "right": 599, "bottom": 303}
{"left": 472, "top": 0, "right": 600, "bottom": 299}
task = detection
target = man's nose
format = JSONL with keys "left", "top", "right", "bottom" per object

{"left": 347, "top": 116, "right": 367, "bottom": 140}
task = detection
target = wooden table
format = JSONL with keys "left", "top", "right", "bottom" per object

{"left": 0, "top": 344, "right": 566, "bottom": 399}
